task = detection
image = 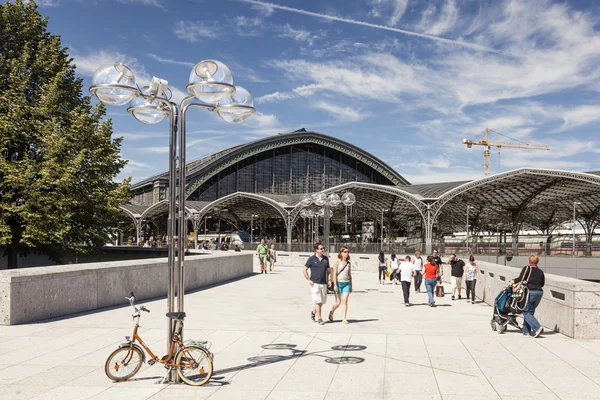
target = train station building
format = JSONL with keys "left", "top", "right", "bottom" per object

{"left": 121, "top": 129, "right": 600, "bottom": 256}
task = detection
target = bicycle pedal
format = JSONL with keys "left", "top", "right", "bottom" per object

{"left": 147, "top": 359, "right": 156, "bottom": 366}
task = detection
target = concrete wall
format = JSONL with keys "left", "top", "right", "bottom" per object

{"left": 266, "top": 250, "right": 600, "bottom": 339}
{"left": 0, "top": 252, "right": 252, "bottom": 325}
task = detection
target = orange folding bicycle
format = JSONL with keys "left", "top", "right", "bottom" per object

{"left": 104, "top": 293, "right": 213, "bottom": 386}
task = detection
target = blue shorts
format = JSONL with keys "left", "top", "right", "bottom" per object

{"left": 336, "top": 281, "right": 351, "bottom": 294}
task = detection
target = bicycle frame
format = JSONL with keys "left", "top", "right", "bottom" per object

{"left": 124, "top": 319, "right": 183, "bottom": 368}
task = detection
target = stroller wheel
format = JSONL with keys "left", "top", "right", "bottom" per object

{"left": 490, "top": 320, "right": 497, "bottom": 331}
{"left": 497, "top": 324, "right": 507, "bottom": 334}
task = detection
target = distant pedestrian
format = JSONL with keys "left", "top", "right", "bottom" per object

{"left": 399, "top": 256, "right": 416, "bottom": 306}
{"left": 303, "top": 242, "right": 330, "bottom": 325}
{"left": 390, "top": 252, "right": 399, "bottom": 284}
{"left": 464, "top": 255, "right": 480, "bottom": 304}
{"left": 329, "top": 247, "right": 353, "bottom": 324}
{"left": 431, "top": 249, "right": 443, "bottom": 269}
{"left": 512, "top": 255, "right": 545, "bottom": 337}
{"left": 413, "top": 250, "right": 423, "bottom": 292}
{"left": 256, "top": 239, "right": 269, "bottom": 274}
{"left": 268, "top": 244, "right": 277, "bottom": 271}
{"left": 448, "top": 254, "right": 465, "bottom": 300}
{"left": 423, "top": 255, "right": 438, "bottom": 307}
{"left": 377, "top": 251, "right": 387, "bottom": 284}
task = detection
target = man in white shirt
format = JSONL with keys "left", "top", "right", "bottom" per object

{"left": 413, "top": 251, "right": 423, "bottom": 292}
{"left": 399, "top": 256, "right": 417, "bottom": 306}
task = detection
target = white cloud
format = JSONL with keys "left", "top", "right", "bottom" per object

{"left": 314, "top": 101, "right": 369, "bottom": 122}
{"left": 277, "top": 24, "right": 315, "bottom": 44}
{"left": 147, "top": 54, "right": 194, "bottom": 69}
{"left": 255, "top": 91, "right": 296, "bottom": 104}
{"left": 117, "top": 0, "right": 163, "bottom": 8}
{"left": 418, "top": 0, "right": 459, "bottom": 36}
{"left": 234, "top": 16, "right": 263, "bottom": 35}
{"left": 121, "top": 159, "right": 149, "bottom": 175}
{"left": 560, "top": 105, "right": 600, "bottom": 131}
{"left": 173, "top": 21, "right": 219, "bottom": 42}
{"left": 369, "top": 0, "right": 408, "bottom": 26}
{"left": 28, "top": 0, "right": 60, "bottom": 6}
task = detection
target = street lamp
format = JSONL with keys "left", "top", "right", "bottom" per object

{"left": 496, "top": 223, "right": 504, "bottom": 265}
{"left": 300, "top": 191, "right": 352, "bottom": 254}
{"left": 342, "top": 192, "right": 356, "bottom": 233}
{"left": 573, "top": 201, "right": 581, "bottom": 257}
{"left": 250, "top": 214, "right": 259, "bottom": 245}
{"left": 466, "top": 206, "right": 475, "bottom": 253}
{"left": 90, "top": 60, "right": 255, "bottom": 369}
{"left": 381, "top": 209, "right": 389, "bottom": 252}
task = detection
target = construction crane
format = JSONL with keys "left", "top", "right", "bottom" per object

{"left": 463, "top": 128, "right": 550, "bottom": 176}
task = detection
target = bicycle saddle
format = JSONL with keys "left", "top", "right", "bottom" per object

{"left": 166, "top": 312, "right": 186, "bottom": 320}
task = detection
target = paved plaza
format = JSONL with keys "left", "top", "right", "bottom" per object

{"left": 1, "top": 263, "right": 600, "bottom": 400}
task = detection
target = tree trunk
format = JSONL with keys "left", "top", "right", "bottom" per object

{"left": 7, "top": 222, "right": 23, "bottom": 269}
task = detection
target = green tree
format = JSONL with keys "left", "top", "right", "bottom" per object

{"left": 0, "top": 0, "right": 131, "bottom": 268}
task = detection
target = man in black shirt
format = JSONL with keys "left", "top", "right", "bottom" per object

{"left": 431, "top": 249, "right": 443, "bottom": 270}
{"left": 303, "top": 242, "right": 330, "bottom": 325}
{"left": 448, "top": 254, "right": 465, "bottom": 300}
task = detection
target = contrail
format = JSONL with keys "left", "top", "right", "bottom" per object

{"left": 236, "top": 0, "right": 511, "bottom": 56}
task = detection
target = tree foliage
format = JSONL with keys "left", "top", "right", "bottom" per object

{"left": 0, "top": 0, "right": 131, "bottom": 268}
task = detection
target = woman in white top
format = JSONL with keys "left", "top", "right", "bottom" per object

{"left": 413, "top": 250, "right": 423, "bottom": 292}
{"left": 390, "top": 253, "right": 399, "bottom": 284}
{"left": 268, "top": 244, "right": 277, "bottom": 271}
{"left": 463, "top": 255, "right": 480, "bottom": 304}
{"left": 329, "top": 247, "right": 353, "bottom": 324}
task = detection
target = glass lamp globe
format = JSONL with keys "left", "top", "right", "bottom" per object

{"left": 314, "top": 192, "right": 327, "bottom": 206}
{"left": 318, "top": 208, "right": 325, "bottom": 218}
{"left": 327, "top": 193, "right": 341, "bottom": 207}
{"left": 127, "top": 86, "right": 169, "bottom": 124}
{"left": 91, "top": 63, "right": 138, "bottom": 106}
{"left": 187, "top": 59, "right": 234, "bottom": 104}
{"left": 327, "top": 209, "right": 334, "bottom": 219}
{"left": 342, "top": 192, "right": 356, "bottom": 207}
{"left": 301, "top": 194, "right": 312, "bottom": 207}
{"left": 300, "top": 209, "right": 308, "bottom": 218}
{"left": 216, "top": 86, "right": 256, "bottom": 124}
{"left": 306, "top": 210, "right": 314, "bottom": 218}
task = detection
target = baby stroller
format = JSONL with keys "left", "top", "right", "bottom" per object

{"left": 490, "top": 285, "right": 527, "bottom": 334}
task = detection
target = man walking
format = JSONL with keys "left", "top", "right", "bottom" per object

{"left": 399, "top": 255, "right": 416, "bottom": 306}
{"left": 256, "top": 238, "right": 269, "bottom": 274}
{"left": 303, "top": 242, "right": 330, "bottom": 325}
{"left": 449, "top": 254, "right": 465, "bottom": 300}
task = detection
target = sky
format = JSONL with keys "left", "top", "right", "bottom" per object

{"left": 24, "top": 0, "right": 600, "bottom": 184}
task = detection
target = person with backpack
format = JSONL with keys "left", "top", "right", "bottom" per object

{"left": 328, "top": 247, "right": 353, "bottom": 324}
{"left": 511, "top": 255, "right": 545, "bottom": 337}
{"left": 377, "top": 251, "right": 387, "bottom": 284}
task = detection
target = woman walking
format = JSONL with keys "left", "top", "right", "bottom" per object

{"left": 423, "top": 255, "right": 438, "bottom": 307}
{"left": 377, "top": 251, "right": 387, "bottom": 284}
{"left": 413, "top": 250, "right": 423, "bottom": 292}
{"left": 268, "top": 244, "right": 277, "bottom": 271}
{"left": 390, "top": 252, "right": 399, "bottom": 284}
{"left": 329, "top": 247, "right": 353, "bottom": 324}
{"left": 512, "top": 255, "right": 545, "bottom": 337}
{"left": 464, "top": 255, "right": 480, "bottom": 304}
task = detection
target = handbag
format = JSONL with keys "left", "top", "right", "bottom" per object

{"left": 328, "top": 262, "right": 349, "bottom": 294}
{"left": 435, "top": 284, "right": 445, "bottom": 297}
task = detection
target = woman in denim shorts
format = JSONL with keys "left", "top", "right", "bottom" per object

{"left": 329, "top": 247, "right": 353, "bottom": 324}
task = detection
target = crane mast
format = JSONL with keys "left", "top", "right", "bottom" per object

{"left": 463, "top": 128, "right": 550, "bottom": 175}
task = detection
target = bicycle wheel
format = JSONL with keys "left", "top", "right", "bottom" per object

{"left": 176, "top": 345, "right": 213, "bottom": 386}
{"left": 105, "top": 346, "right": 144, "bottom": 381}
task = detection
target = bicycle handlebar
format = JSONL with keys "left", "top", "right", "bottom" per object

{"left": 125, "top": 292, "right": 150, "bottom": 313}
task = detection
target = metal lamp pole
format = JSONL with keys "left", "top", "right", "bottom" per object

{"left": 250, "top": 214, "right": 258, "bottom": 246}
{"left": 90, "top": 60, "right": 255, "bottom": 380}
{"left": 573, "top": 201, "right": 581, "bottom": 258}
{"left": 466, "top": 206, "right": 474, "bottom": 253}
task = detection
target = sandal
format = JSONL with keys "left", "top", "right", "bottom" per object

{"left": 328, "top": 310, "right": 334, "bottom": 322}
{"left": 342, "top": 319, "right": 349, "bottom": 324}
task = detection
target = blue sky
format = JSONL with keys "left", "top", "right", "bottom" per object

{"left": 27, "top": 0, "right": 600, "bottom": 184}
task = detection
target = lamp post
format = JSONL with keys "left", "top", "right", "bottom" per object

{"left": 300, "top": 192, "right": 354, "bottom": 254}
{"left": 250, "top": 214, "right": 258, "bottom": 246}
{"left": 90, "top": 60, "right": 255, "bottom": 370}
{"left": 381, "top": 209, "right": 388, "bottom": 252}
{"left": 466, "top": 206, "right": 475, "bottom": 253}
{"left": 496, "top": 223, "right": 504, "bottom": 265}
{"left": 573, "top": 201, "right": 581, "bottom": 258}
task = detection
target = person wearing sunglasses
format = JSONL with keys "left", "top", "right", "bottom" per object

{"left": 328, "top": 247, "right": 353, "bottom": 324}
{"left": 303, "top": 242, "right": 331, "bottom": 325}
